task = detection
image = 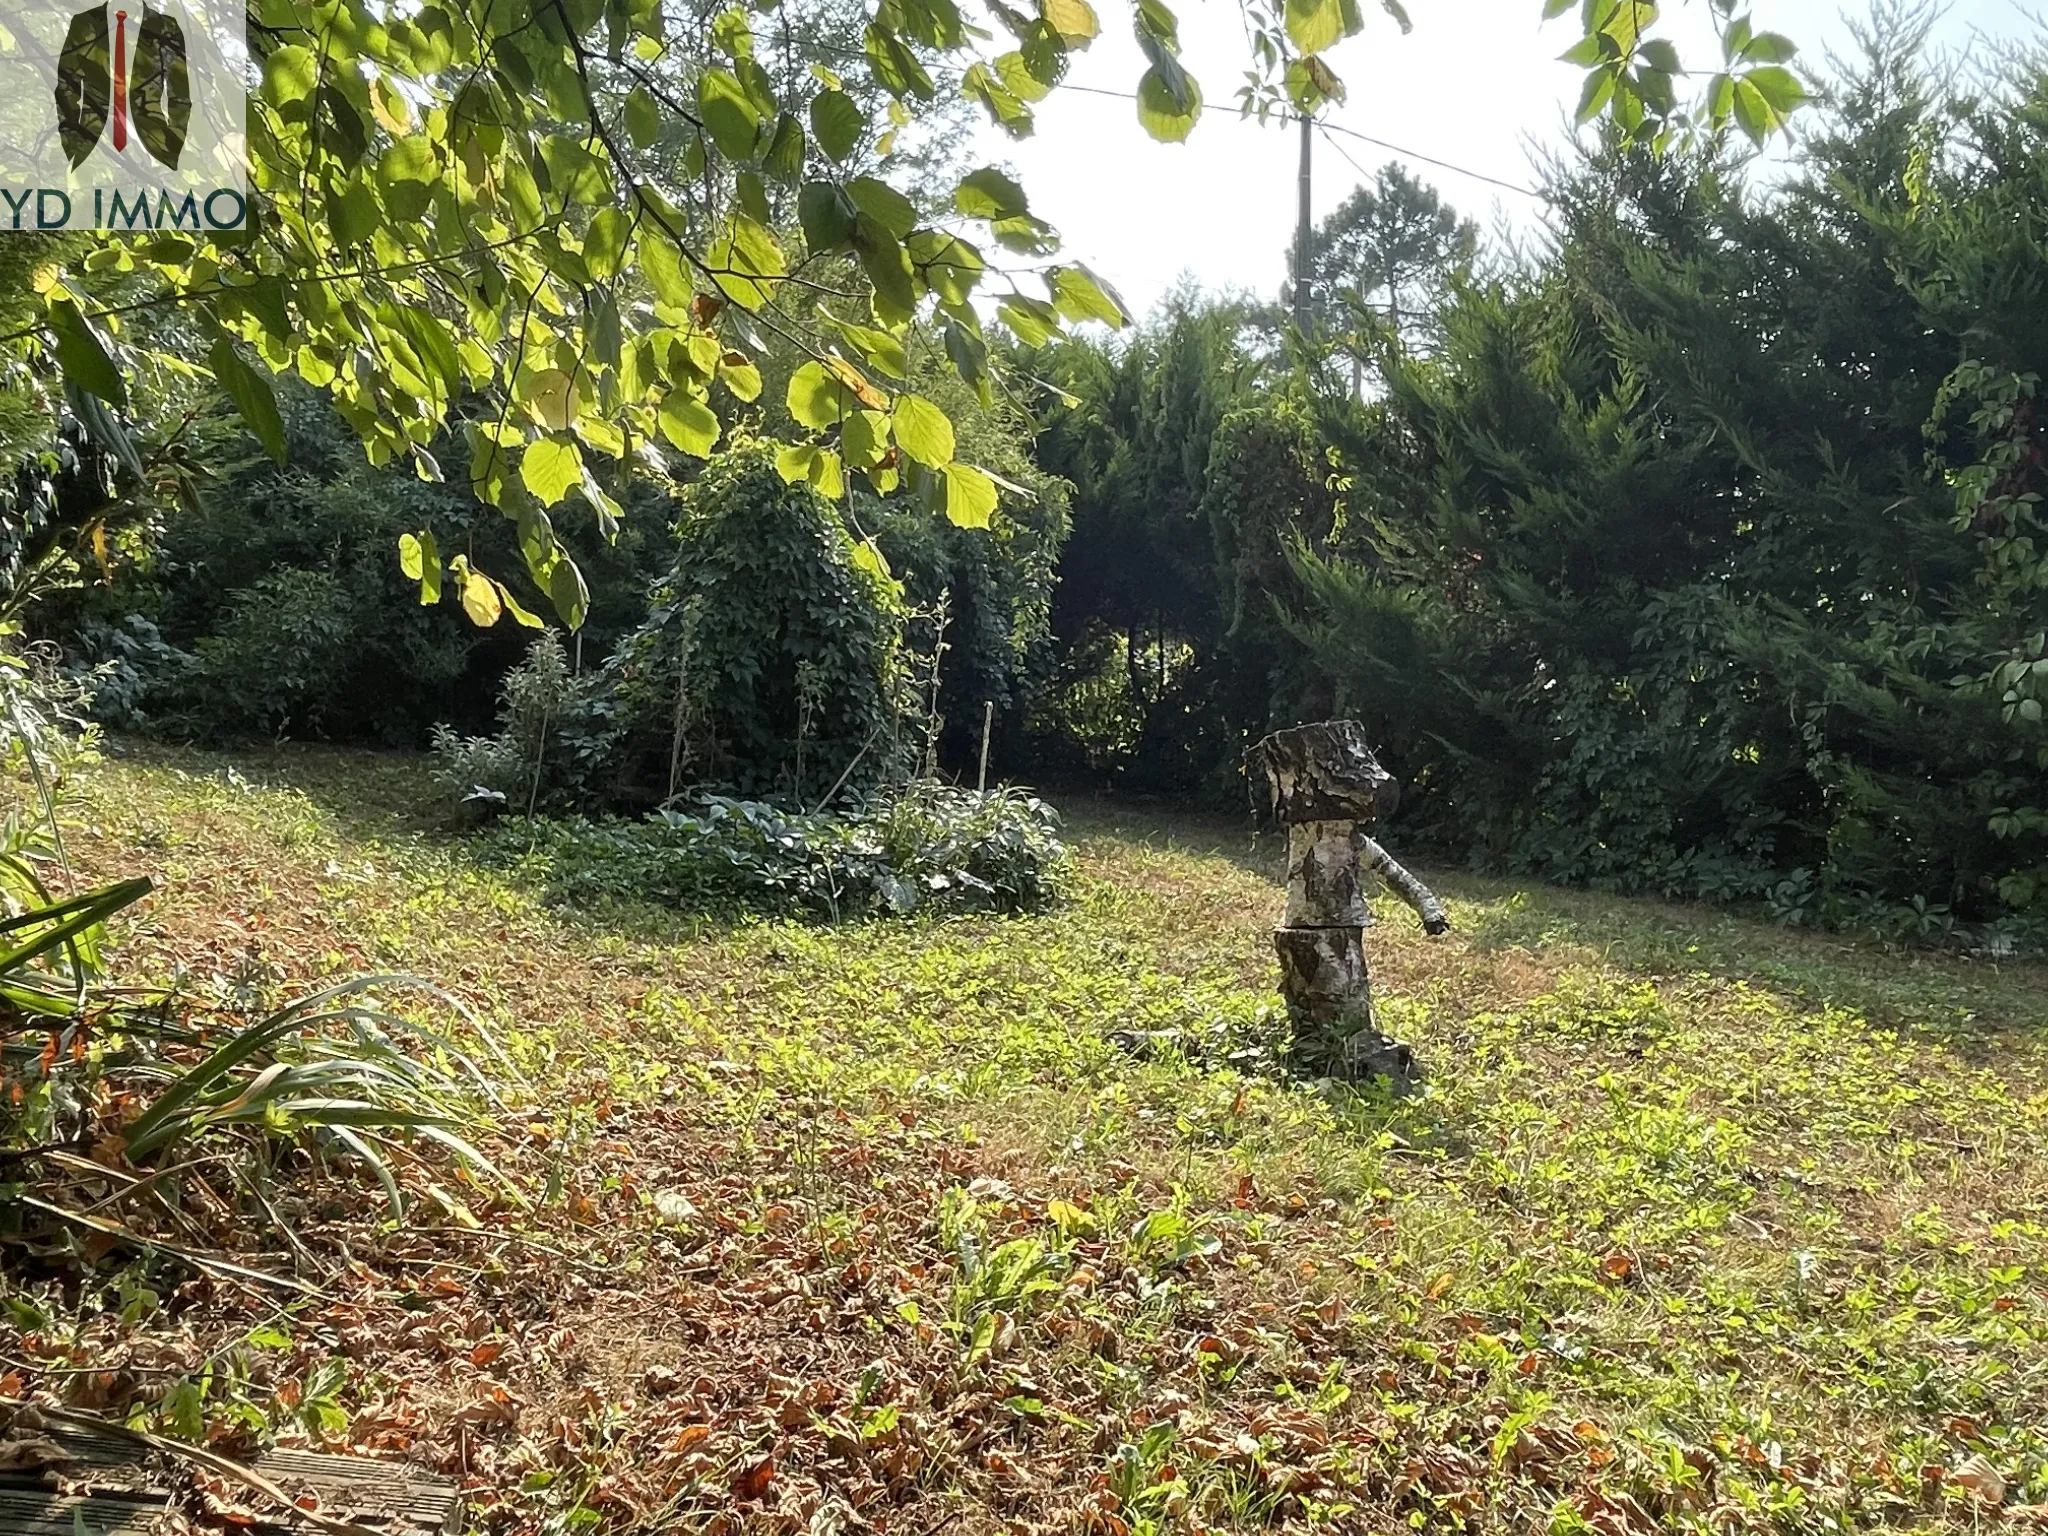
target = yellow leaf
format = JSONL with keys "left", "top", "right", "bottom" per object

{"left": 460, "top": 569, "right": 503, "bottom": 627}
{"left": 943, "top": 462, "right": 997, "bottom": 528}
{"left": 1043, "top": 0, "right": 1099, "bottom": 42}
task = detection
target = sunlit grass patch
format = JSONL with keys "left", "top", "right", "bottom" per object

{"left": 25, "top": 743, "right": 2048, "bottom": 1533}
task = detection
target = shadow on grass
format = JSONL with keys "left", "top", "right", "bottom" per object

{"left": 104, "top": 736, "right": 448, "bottom": 842}
{"left": 1059, "top": 793, "right": 2048, "bottom": 1049}
{"left": 114, "top": 745, "right": 2048, "bottom": 1049}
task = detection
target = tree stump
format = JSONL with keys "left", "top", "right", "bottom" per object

{"left": 1248, "top": 721, "right": 1449, "bottom": 1082}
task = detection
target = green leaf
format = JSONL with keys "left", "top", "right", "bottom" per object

{"left": 735, "top": 169, "right": 772, "bottom": 224}
{"left": 1637, "top": 38, "right": 1680, "bottom": 72}
{"left": 847, "top": 176, "right": 918, "bottom": 239}
{"left": 850, "top": 537, "right": 893, "bottom": 583}
{"left": 706, "top": 215, "right": 785, "bottom": 309}
{"left": 1135, "top": 0, "right": 1180, "bottom": 46}
{"left": 1575, "top": 64, "right": 1617, "bottom": 124}
{"left": 865, "top": 21, "right": 937, "bottom": 99}
{"left": 584, "top": 207, "right": 632, "bottom": 279}
{"left": 799, "top": 182, "right": 858, "bottom": 250}
{"left": 943, "top": 462, "right": 998, "bottom": 528}
{"left": 1284, "top": 0, "right": 1345, "bottom": 56}
{"left": 892, "top": 394, "right": 955, "bottom": 467}
{"left": 549, "top": 557, "right": 590, "bottom": 629}
{"left": 842, "top": 407, "right": 891, "bottom": 468}
{"left": 777, "top": 442, "right": 845, "bottom": 498}
{"left": 719, "top": 354, "right": 764, "bottom": 401}
{"left": 944, "top": 317, "right": 990, "bottom": 399}
{"left": 1731, "top": 76, "right": 1769, "bottom": 142}
{"left": 1722, "top": 13, "right": 1752, "bottom": 61}
{"left": 996, "top": 50, "right": 1055, "bottom": 103}
{"left": 1042, "top": 0, "right": 1099, "bottom": 43}
{"left": 811, "top": 90, "right": 865, "bottom": 162}
{"left": 208, "top": 334, "right": 286, "bottom": 464}
{"left": 499, "top": 583, "right": 546, "bottom": 628}
{"left": 823, "top": 313, "right": 908, "bottom": 377}
{"left": 48, "top": 299, "right": 124, "bottom": 405}
{"left": 788, "top": 360, "right": 859, "bottom": 427}
{"left": 1743, "top": 64, "right": 1806, "bottom": 113}
{"left": 1706, "top": 70, "right": 1735, "bottom": 123}
{"left": 327, "top": 180, "right": 380, "bottom": 247}
{"left": 520, "top": 438, "right": 585, "bottom": 505}
{"left": 624, "top": 85, "right": 662, "bottom": 148}
{"left": 954, "top": 167, "right": 1030, "bottom": 221}
{"left": 1558, "top": 32, "right": 1611, "bottom": 66}
{"left": 641, "top": 227, "right": 693, "bottom": 307}
{"left": 1741, "top": 29, "right": 1796, "bottom": 61}
{"left": 998, "top": 295, "right": 1062, "bottom": 346}
{"left": 262, "top": 44, "right": 318, "bottom": 106}
{"left": 1136, "top": 64, "right": 1201, "bottom": 142}
{"left": 399, "top": 530, "right": 442, "bottom": 604}
{"left": 1048, "top": 264, "right": 1130, "bottom": 326}
{"left": 658, "top": 388, "right": 721, "bottom": 457}
{"left": 764, "top": 114, "right": 806, "bottom": 182}
{"left": 910, "top": 230, "right": 986, "bottom": 305}
{"left": 853, "top": 216, "right": 917, "bottom": 319}
{"left": 698, "top": 69, "right": 761, "bottom": 158}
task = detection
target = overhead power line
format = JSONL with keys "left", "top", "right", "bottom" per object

{"left": 1054, "top": 82, "right": 1542, "bottom": 200}
{"left": 1316, "top": 119, "right": 1540, "bottom": 198}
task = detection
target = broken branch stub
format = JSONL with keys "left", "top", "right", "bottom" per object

{"left": 1248, "top": 721, "right": 1447, "bottom": 1084}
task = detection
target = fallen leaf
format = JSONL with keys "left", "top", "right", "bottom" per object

{"left": 1953, "top": 1453, "right": 2006, "bottom": 1505}
{"left": 732, "top": 1453, "right": 775, "bottom": 1500}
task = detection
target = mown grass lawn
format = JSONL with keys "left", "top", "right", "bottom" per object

{"left": 19, "top": 742, "right": 2048, "bottom": 1534}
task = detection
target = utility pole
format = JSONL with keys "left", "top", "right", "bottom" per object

{"left": 1292, "top": 112, "right": 1313, "bottom": 335}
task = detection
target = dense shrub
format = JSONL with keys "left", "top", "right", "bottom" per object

{"left": 476, "top": 785, "right": 1066, "bottom": 919}
{"left": 55, "top": 388, "right": 666, "bottom": 744}
{"left": 433, "top": 446, "right": 927, "bottom": 814}
{"left": 596, "top": 441, "right": 916, "bottom": 803}
{"left": 1019, "top": 23, "right": 2048, "bottom": 946}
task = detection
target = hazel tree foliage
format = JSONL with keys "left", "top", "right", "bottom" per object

{"left": 23, "top": 0, "right": 1806, "bottom": 630}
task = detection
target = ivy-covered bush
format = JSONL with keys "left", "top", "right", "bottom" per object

{"left": 599, "top": 441, "right": 915, "bottom": 801}
{"left": 476, "top": 785, "right": 1066, "bottom": 919}
{"left": 436, "top": 443, "right": 925, "bottom": 814}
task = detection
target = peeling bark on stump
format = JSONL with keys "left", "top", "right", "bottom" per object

{"left": 1249, "top": 720, "right": 1448, "bottom": 1084}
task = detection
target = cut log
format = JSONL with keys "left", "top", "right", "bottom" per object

{"left": 1284, "top": 820, "right": 1371, "bottom": 928}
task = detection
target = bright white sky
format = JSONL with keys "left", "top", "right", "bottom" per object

{"left": 974, "top": 0, "right": 2036, "bottom": 319}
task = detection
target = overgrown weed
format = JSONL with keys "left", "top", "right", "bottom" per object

{"left": 13, "top": 745, "right": 2048, "bottom": 1532}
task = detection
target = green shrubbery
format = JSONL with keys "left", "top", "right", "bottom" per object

{"left": 1021, "top": 24, "right": 2048, "bottom": 946}
{"left": 55, "top": 389, "right": 668, "bottom": 745}
{"left": 477, "top": 785, "right": 1066, "bottom": 919}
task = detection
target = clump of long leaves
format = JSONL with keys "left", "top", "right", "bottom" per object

{"left": 0, "top": 677, "right": 507, "bottom": 1229}
{"left": 109, "top": 975, "right": 510, "bottom": 1206}
{"left": 480, "top": 783, "right": 1068, "bottom": 920}
{"left": 4, "top": 901, "right": 510, "bottom": 1221}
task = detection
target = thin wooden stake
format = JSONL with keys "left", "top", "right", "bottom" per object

{"left": 977, "top": 700, "right": 994, "bottom": 792}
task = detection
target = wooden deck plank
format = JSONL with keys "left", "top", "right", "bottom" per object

{"left": 0, "top": 1486, "right": 164, "bottom": 1536}
{"left": 0, "top": 1421, "right": 463, "bottom": 1534}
